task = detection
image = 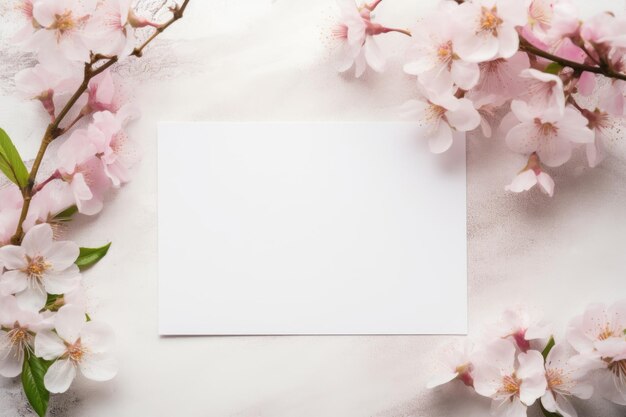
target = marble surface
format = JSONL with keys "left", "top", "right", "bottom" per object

{"left": 1, "top": 0, "right": 626, "bottom": 416}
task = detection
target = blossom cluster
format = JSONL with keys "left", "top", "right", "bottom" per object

{"left": 0, "top": 0, "right": 187, "bottom": 414}
{"left": 429, "top": 302, "right": 626, "bottom": 417}
{"left": 331, "top": 0, "right": 626, "bottom": 197}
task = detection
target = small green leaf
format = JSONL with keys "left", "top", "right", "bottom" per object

{"left": 0, "top": 128, "right": 29, "bottom": 189}
{"left": 544, "top": 62, "right": 563, "bottom": 75}
{"left": 22, "top": 353, "right": 52, "bottom": 417}
{"left": 53, "top": 206, "right": 78, "bottom": 222}
{"left": 75, "top": 243, "right": 112, "bottom": 270}
{"left": 542, "top": 336, "right": 555, "bottom": 360}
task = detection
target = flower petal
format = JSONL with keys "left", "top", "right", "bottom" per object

{"left": 15, "top": 287, "right": 47, "bottom": 312}
{"left": 79, "top": 352, "right": 117, "bottom": 381}
{"left": 506, "top": 123, "right": 540, "bottom": 154}
{"left": 0, "top": 270, "right": 29, "bottom": 295}
{"left": 446, "top": 98, "right": 481, "bottom": 132}
{"left": 35, "top": 330, "right": 68, "bottom": 360}
{"left": 0, "top": 246, "right": 27, "bottom": 269}
{"left": 21, "top": 223, "right": 54, "bottom": 257}
{"left": 44, "top": 241, "right": 80, "bottom": 271}
{"left": 43, "top": 268, "right": 81, "bottom": 295}
{"left": 44, "top": 359, "right": 76, "bottom": 394}
{"left": 428, "top": 122, "right": 454, "bottom": 154}
{"left": 0, "top": 332, "right": 24, "bottom": 377}
{"left": 81, "top": 321, "right": 115, "bottom": 353}
{"left": 55, "top": 305, "right": 86, "bottom": 343}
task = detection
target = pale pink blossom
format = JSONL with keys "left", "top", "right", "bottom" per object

{"left": 427, "top": 340, "right": 474, "bottom": 389}
{"left": 24, "top": 178, "right": 76, "bottom": 232}
{"left": 493, "top": 307, "right": 552, "bottom": 352}
{"left": 91, "top": 106, "right": 141, "bottom": 186}
{"left": 519, "top": 69, "right": 565, "bottom": 114}
{"left": 474, "top": 52, "right": 530, "bottom": 101}
{"left": 404, "top": 2, "right": 479, "bottom": 93}
{"left": 0, "top": 186, "right": 23, "bottom": 246}
{"left": 528, "top": 0, "right": 554, "bottom": 34}
{"left": 567, "top": 301, "right": 626, "bottom": 405}
{"left": 26, "top": 0, "right": 96, "bottom": 69}
{"left": 58, "top": 127, "right": 112, "bottom": 215}
{"left": 83, "top": 70, "right": 122, "bottom": 114}
{"left": 15, "top": 64, "right": 82, "bottom": 119}
{"left": 506, "top": 156, "right": 555, "bottom": 197}
{"left": 454, "top": 0, "right": 530, "bottom": 63}
{"left": 545, "top": 0, "right": 580, "bottom": 43}
{"left": 0, "top": 295, "right": 49, "bottom": 377}
{"left": 333, "top": 0, "right": 407, "bottom": 77}
{"left": 473, "top": 339, "right": 547, "bottom": 417}
{"left": 87, "top": 0, "right": 158, "bottom": 57}
{"left": 35, "top": 305, "right": 117, "bottom": 393}
{"left": 505, "top": 101, "right": 594, "bottom": 167}
{"left": 0, "top": 224, "right": 81, "bottom": 311}
{"left": 542, "top": 343, "right": 594, "bottom": 417}
{"left": 402, "top": 89, "right": 481, "bottom": 154}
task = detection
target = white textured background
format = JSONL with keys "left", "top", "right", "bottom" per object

{"left": 1, "top": 0, "right": 626, "bottom": 416}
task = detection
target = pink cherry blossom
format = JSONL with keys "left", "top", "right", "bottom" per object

{"left": 506, "top": 154, "right": 555, "bottom": 197}
{"left": 474, "top": 52, "right": 530, "bottom": 101}
{"left": 0, "top": 295, "right": 50, "bottom": 377}
{"left": 403, "top": 89, "right": 481, "bottom": 154}
{"left": 26, "top": 0, "right": 96, "bottom": 70}
{"left": 24, "top": 178, "right": 76, "bottom": 233}
{"left": 83, "top": 70, "right": 122, "bottom": 115}
{"left": 567, "top": 301, "right": 626, "bottom": 405}
{"left": 473, "top": 339, "right": 547, "bottom": 417}
{"left": 58, "top": 127, "right": 112, "bottom": 215}
{"left": 528, "top": 0, "right": 554, "bottom": 34}
{"left": 35, "top": 305, "right": 117, "bottom": 393}
{"left": 91, "top": 106, "right": 141, "bottom": 187}
{"left": 87, "top": 0, "right": 159, "bottom": 57}
{"left": 454, "top": 0, "right": 530, "bottom": 63}
{"left": 404, "top": 1, "right": 479, "bottom": 93}
{"left": 505, "top": 101, "right": 594, "bottom": 167}
{"left": 15, "top": 64, "right": 82, "bottom": 119}
{"left": 0, "top": 224, "right": 81, "bottom": 311}
{"left": 545, "top": 0, "right": 580, "bottom": 43}
{"left": 427, "top": 340, "right": 474, "bottom": 389}
{"left": 332, "top": 0, "right": 409, "bottom": 77}
{"left": 493, "top": 307, "right": 552, "bottom": 352}
{"left": 542, "top": 343, "right": 594, "bottom": 417}
{"left": 0, "top": 186, "right": 23, "bottom": 247}
{"left": 519, "top": 69, "right": 565, "bottom": 114}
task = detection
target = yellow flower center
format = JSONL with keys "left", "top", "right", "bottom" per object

{"left": 52, "top": 10, "right": 76, "bottom": 34}
{"left": 8, "top": 325, "right": 30, "bottom": 347}
{"left": 546, "top": 368, "right": 564, "bottom": 389}
{"left": 480, "top": 7, "right": 502, "bottom": 35}
{"left": 66, "top": 339, "right": 87, "bottom": 364}
{"left": 500, "top": 374, "right": 521, "bottom": 395}
{"left": 437, "top": 41, "right": 454, "bottom": 63}
{"left": 24, "top": 255, "right": 50, "bottom": 280}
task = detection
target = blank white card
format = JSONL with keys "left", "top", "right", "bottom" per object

{"left": 158, "top": 123, "right": 467, "bottom": 335}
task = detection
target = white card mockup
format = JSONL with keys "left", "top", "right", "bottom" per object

{"left": 158, "top": 123, "right": 467, "bottom": 335}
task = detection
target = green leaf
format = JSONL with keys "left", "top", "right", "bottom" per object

{"left": 544, "top": 62, "right": 563, "bottom": 75}
{"left": 75, "top": 243, "right": 112, "bottom": 270}
{"left": 0, "top": 128, "right": 29, "bottom": 189}
{"left": 22, "top": 353, "right": 52, "bottom": 417}
{"left": 542, "top": 336, "right": 555, "bottom": 360}
{"left": 53, "top": 206, "right": 78, "bottom": 222}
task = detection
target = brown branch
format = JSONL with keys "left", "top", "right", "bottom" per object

{"left": 10, "top": 0, "right": 191, "bottom": 244}
{"left": 519, "top": 37, "right": 626, "bottom": 81}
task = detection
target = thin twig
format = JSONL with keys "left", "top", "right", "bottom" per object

{"left": 10, "top": 0, "right": 191, "bottom": 244}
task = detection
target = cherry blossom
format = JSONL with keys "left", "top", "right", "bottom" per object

{"left": 15, "top": 64, "right": 82, "bottom": 119}
{"left": 519, "top": 69, "right": 565, "bottom": 115}
{"left": 403, "top": 88, "right": 481, "bottom": 154}
{"left": 91, "top": 106, "right": 141, "bottom": 187}
{"left": 567, "top": 301, "right": 626, "bottom": 405}
{"left": 542, "top": 343, "right": 594, "bottom": 417}
{"left": 473, "top": 339, "right": 547, "bottom": 417}
{"left": 83, "top": 70, "right": 122, "bottom": 115}
{"left": 505, "top": 101, "right": 594, "bottom": 167}
{"left": 0, "top": 224, "right": 81, "bottom": 311}
{"left": 473, "top": 53, "right": 530, "bottom": 101}
{"left": 493, "top": 307, "right": 552, "bottom": 352}
{"left": 506, "top": 153, "right": 555, "bottom": 197}
{"left": 0, "top": 296, "right": 49, "bottom": 377}
{"left": 332, "top": 0, "right": 410, "bottom": 77}
{"left": 454, "top": 0, "right": 530, "bottom": 63}
{"left": 427, "top": 340, "right": 474, "bottom": 389}
{"left": 58, "top": 127, "right": 112, "bottom": 215}
{"left": 87, "top": 0, "right": 159, "bottom": 57}
{"left": 404, "top": 1, "right": 479, "bottom": 93}
{"left": 26, "top": 0, "right": 96, "bottom": 70}
{"left": 35, "top": 305, "right": 117, "bottom": 393}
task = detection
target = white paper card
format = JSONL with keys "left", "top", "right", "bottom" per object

{"left": 158, "top": 123, "right": 467, "bottom": 335}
